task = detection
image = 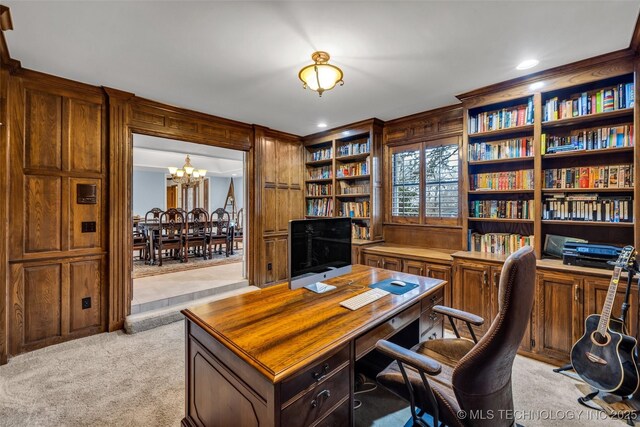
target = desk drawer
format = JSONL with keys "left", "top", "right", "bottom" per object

{"left": 355, "top": 302, "right": 420, "bottom": 359}
{"left": 281, "top": 344, "right": 349, "bottom": 403}
{"left": 281, "top": 366, "right": 349, "bottom": 427}
{"left": 421, "top": 320, "right": 443, "bottom": 341}
{"left": 313, "top": 397, "right": 350, "bottom": 427}
{"left": 421, "top": 289, "right": 444, "bottom": 313}
{"left": 420, "top": 309, "right": 441, "bottom": 335}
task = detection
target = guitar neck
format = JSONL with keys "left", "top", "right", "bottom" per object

{"left": 597, "top": 265, "right": 623, "bottom": 336}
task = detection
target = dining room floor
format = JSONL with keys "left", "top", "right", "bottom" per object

{"left": 131, "top": 261, "right": 246, "bottom": 314}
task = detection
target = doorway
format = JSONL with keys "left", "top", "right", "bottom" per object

{"left": 131, "top": 134, "right": 248, "bottom": 314}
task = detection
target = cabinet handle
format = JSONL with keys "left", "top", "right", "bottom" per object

{"left": 419, "top": 267, "right": 424, "bottom": 276}
{"left": 312, "top": 363, "right": 329, "bottom": 382}
{"left": 493, "top": 272, "right": 499, "bottom": 288}
{"left": 482, "top": 271, "right": 488, "bottom": 287}
{"left": 429, "top": 313, "right": 438, "bottom": 321}
{"left": 377, "top": 260, "right": 380, "bottom": 268}
{"left": 574, "top": 285, "right": 580, "bottom": 302}
{"left": 311, "top": 389, "right": 331, "bottom": 408}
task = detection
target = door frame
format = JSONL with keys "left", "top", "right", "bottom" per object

{"left": 105, "top": 89, "right": 255, "bottom": 331}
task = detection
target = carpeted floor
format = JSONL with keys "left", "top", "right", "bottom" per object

{"left": 132, "top": 248, "right": 243, "bottom": 279}
{"left": 0, "top": 321, "right": 623, "bottom": 427}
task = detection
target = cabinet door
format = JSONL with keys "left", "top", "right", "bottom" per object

{"left": 362, "top": 253, "right": 381, "bottom": 268}
{"left": 402, "top": 259, "right": 426, "bottom": 276}
{"left": 453, "top": 262, "right": 492, "bottom": 337}
{"left": 382, "top": 257, "right": 402, "bottom": 272}
{"left": 584, "top": 277, "right": 638, "bottom": 338}
{"left": 351, "top": 246, "right": 361, "bottom": 266}
{"left": 535, "top": 272, "right": 583, "bottom": 362}
{"left": 426, "top": 264, "right": 452, "bottom": 307}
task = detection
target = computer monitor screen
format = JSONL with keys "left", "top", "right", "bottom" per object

{"left": 288, "top": 217, "right": 352, "bottom": 291}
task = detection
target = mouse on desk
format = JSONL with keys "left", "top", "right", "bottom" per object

{"left": 389, "top": 280, "right": 407, "bottom": 287}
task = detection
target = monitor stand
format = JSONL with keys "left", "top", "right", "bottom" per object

{"left": 304, "top": 282, "right": 336, "bottom": 294}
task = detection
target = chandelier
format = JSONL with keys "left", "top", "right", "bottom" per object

{"left": 167, "top": 155, "right": 207, "bottom": 188}
{"left": 298, "top": 51, "right": 344, "bottom": 97}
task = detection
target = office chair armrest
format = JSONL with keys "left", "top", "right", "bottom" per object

{"left": 433, "top": 305, "right": 484, "bottom": 326}
{"left": 375, "top": 340, "right": 441, "bottom": 376}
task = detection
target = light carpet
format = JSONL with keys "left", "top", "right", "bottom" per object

{"left": 0, "top": 321, "right": 623, "bottom": 427}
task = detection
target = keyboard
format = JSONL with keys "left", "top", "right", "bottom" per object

{"left": 340, "top": 288, "right": 390, "bottom": 310}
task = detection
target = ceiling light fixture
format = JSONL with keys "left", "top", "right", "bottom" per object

{"left": 529, "top": 81, "right": 545, "bottom": 91}
{"left": 516, "top": 59, "right": 539, "bottom": 70}
{"left": 299, "top": 51, "right": 344, "bottom": 97}
{"left": 168, "top": 155, "right": 206, "bottom": 188}
{"left": 317, "top": 122, "right": 328, "bottom": 128}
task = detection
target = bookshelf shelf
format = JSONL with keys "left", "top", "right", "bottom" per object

{"left": 469, "top": 190, "right": 534, "bottom": 195}
{"left": 541, "top": 220, "right": 634, "bottom": 227}
{"left": 303, "top": 120, "right": 382, "bottom": 242}
{"left": 336, "top": 174, "right": 371, "bottom": 181}
{"left": 542, "top": 146, "right": 634, "bottom": 159}
{"left": 335, "top": 152, "right": 370, "bottom": 162}
{"left": 542, "top": 187, "right": 634, "bottom": 193}
{"left": 468, "top": 124, "right": 534, "bottom": 139}
{"left": 468, "top": 156, "right": 534, "bottom": 166}
{"left": 305, "top": 159, "right": 333, "bottom": 166}
{"left": 468, "top": 217, "right": 534, "bottom": 223}
{"left": 541, "top": 108, "right": 633, "bottom": 129}
{"left": 336, "top": 193, "right": 370, "bottom": 198}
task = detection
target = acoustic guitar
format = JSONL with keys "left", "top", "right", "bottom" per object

{"left": 570, "top": 245, "right": 639, "bottom": 396}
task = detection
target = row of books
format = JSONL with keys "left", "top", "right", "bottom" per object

{"left": 469, "top": 232, "right": 534, "bottom": 256}
{"left": 307, "top": 183, "right": 332, "bottom": 196}
{"left": 468, "top": 98, "right": 534, "bottom": 134}
{"left": 542, "top": 194, "right": 632, "bottom": 223}
{"left": 470, "top": 170, "right": 534, "bottom": 191}
{"left": 337, "top": 160, "right": 369, "bottom": 178}
{"left": 339, "top": 182, "right": 369, "bottom": 195}
{"left": 308, "top": 166, "right": 332, "bottom": 180}
{"left": 543, "top": 165, "right": 634, "bottom": 189}
{"left": 338, "top": 201, "right": 370, "bottom": 218}
{"left": 468, "top": 138, "right": 533, "bottom": 162}
{"left": 469, "top": 200, "right": 534, "bottom": 220}
{"left": 541, "top": 125, "right": 633, "bottom": 154}
{"left": 309, "top": 147, "right": 332, "bottom": 162}
{"left": 352, "top": 223, "right": 370, "bottom": 240}
{"left": 542, "top": 83, "right": 634, "bottom": 122}
{"left": 337, "top": 139, "right": 370, "bottom": 157}
{"left": 306, "top": 198, "right": 334, "bottom": 217}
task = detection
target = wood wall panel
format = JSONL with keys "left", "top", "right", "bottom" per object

{"left": 383, "top": 224, "right": 464, "bottom": 251}
{"left": 25, "top": 89, "right": 62, "bottom": 170}
{"left": 0, "top": 66, "right": 9, "bottom": 364}
{"left": 262, "top": 187, "right": 276, "bottom": 234}
{"left": 23, "top": 264, "right": 62, "bottom": 344}
{"left": 68, "top": 98, "right": 102, "bottom": 173}
{"left": 69, "top": 178, "right": 101, "bottom": 249}
{"left": 69, "top": 259, "right": 101, "bottom": 332}
{"left": 25, "top": 175, "right": 62, "bottom": 253}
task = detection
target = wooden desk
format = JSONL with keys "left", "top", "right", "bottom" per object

{"left": 181, "top": 265, "right": 445, "bottom": 427}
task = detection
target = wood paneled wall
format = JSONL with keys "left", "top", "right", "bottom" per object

{"left": 0, "top": 65, "right": 9, "bottom": 364}
{"left": 7, "top": 70, "right": 108, "bottom": 356}
{"left": 382, "top": 105, "right": 465, "bottom": 250}
{"left": 252, "top": 126, "right": 304, "bottom": 287}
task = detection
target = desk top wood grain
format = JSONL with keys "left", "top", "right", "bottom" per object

{"left": 182, "top": 264, "right": 444, "bottom": 383}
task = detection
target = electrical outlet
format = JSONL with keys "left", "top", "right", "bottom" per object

{"left": 82, "top": 297, "right": 91, "bottom": 310}
{"left": 267, "top": 263, "right": 272, "bottom": 271}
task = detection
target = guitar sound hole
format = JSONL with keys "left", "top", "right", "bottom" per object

{"left": 590, "top": 331, "right": 611, "bottom": 346}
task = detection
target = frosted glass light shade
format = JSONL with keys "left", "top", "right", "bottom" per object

{"left": 198, "top": 169, "right": 207, "bottom": 176}
{"left": 176, "top": 169, "right": 185, "bottom": 177}
{"left": 168, "top": 166, "right": 177, "bottom": 174}
{"left": 184, "top": 166, "right": 194, "bottom": 175}
{"left": 299, "top": 51, "right": 344, "bottom": 97}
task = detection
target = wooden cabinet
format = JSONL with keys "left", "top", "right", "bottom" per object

{"left": 362, "top": 253, "right": 402, "bottom": 271}
{"left": 583, "top": 277, "right": 638, "bottom": 338}
{"left": 534, "top": 271, "right": 583, "bottom": 362}
{"left": 453, "top": 262, "right": 493, "bottom": 337}
{"left": 402, "top": 259, "right": 425, "bottom": 276}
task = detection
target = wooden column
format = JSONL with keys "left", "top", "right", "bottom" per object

{"left": 105, "top": 87, "right": 134, "bottom": 331}
{"left": 0, "top": 66, "right": 9, "bottom": 364}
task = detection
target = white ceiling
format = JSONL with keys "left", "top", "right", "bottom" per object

{"left": 133, "top": 134, "right": 244, "bottom": 176}
{"left": 6, "top": 1, "right": 640, "bottom": 136}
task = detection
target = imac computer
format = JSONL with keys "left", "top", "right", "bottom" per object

{"left": 288, "top": 217, "right": 352, "bottom": 293}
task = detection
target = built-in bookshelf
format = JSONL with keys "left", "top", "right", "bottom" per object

{"left": 462, "top": 71, "right": 637, "bottom": 257}
{"left": 303, "top": 121, "right": 383, "bottom": 242}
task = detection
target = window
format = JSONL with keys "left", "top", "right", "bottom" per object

{"left": 391, "top": 149, "right": 420, "bottom": 217}
{"left": 425, "top": 145, "right": 459, "bottom": 217}
{"left": 388, "top": 138, "right": 461, "bottom": 224}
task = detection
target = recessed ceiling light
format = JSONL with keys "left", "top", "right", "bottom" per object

{"left": 529, "top": 81, "right": 545, "bottom": 91}
{"left": 317, "top": 123, "right": 327, "bottom": 128}
{"left": 516, "top": 59, "right": 539, "bottom": 70}
{"left": 232, "top": 173, "right": 237, "bottom": 176}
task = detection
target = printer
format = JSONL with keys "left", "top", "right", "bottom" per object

{"left": 562, "top": 242, "right": 622, "bottom": 270}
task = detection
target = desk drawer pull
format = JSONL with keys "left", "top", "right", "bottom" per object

{"left": 311, "top": 389, "right": 331, "bottom": 408}
{"left": 312, "top": 363, "right": 329, "bottom": 382}
{"left": 429, "top": 313, "right": 438, "bottom": 321}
